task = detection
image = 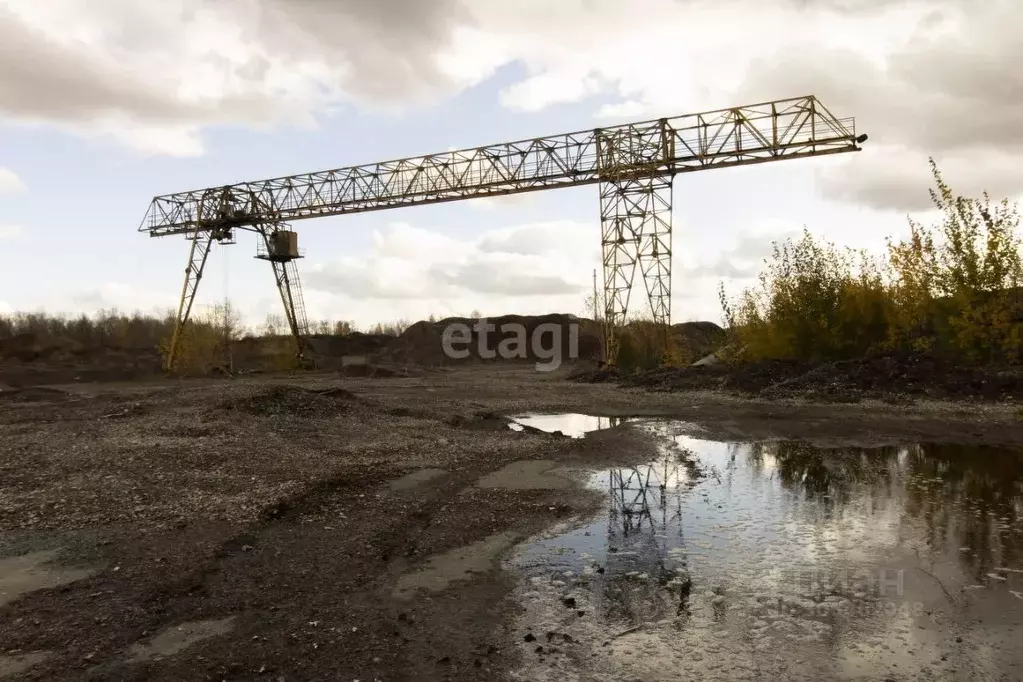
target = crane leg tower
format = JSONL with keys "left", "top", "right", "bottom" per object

{"left": 140, "top": 95, "right": 865, "bottom": 370}
{"left": 254, "top": 223, "right": 309, "bottom": 357}
{"left": 600, "top": 173, "right": 673, "bottom": 363}
{"left": 164, "top": 196, "right": 309, "bottom": 371}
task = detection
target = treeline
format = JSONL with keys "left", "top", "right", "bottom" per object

{"left": 0, "top": 305, "right": 441, "bottom": 375}
{"left": 0, "top": 308, "right": 432, "bottom": 348}
{"left": 0, "top": 309, "right": 177, "bottom": 349}
{"left": 720, "top": 161, "right": 1023, "bottom": 366}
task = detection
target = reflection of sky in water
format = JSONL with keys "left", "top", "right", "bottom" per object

{"left": 510, "top": 413, "right": 622, "bottom": 438}
{"left": 508, "top": 416, "right": 1023, "bottom": 681}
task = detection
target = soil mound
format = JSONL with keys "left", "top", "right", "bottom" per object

{"left": 446, "top": 410, "right": 510, "bottom": 431}
{"left": 620, "top": 352, "right": 1023, "bottom": 402}
{"left": 336, "top": 364, "right": 418, "bottom": 378}
{"left": 0, "top": 386, "right": 73, "bottom": 403}
{"left": 672, "top": 321, "right": 726, "bottom": 360}
{"left": 721, "top": 359, "right": 813, "bottom": 394}
{"left": 387, "top": 314, "right": 598, "bottom": 366}
{"left": 223, "top": 385, "right": 363, "bottom": 417}
{"left": 567, "top": 365, "right": 623, "bottom": 383}
{"left": 0, "top": 331, "right": 162, "bottom": 386}
{"left": 763, "top": 354, "right": 1023, "bottom": 401}
{"left": 621, "top": 365, "right": 725, "bottom": 391}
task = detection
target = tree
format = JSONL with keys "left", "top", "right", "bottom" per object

{"left": 262, "top": 314, "right": 286, "bottom": 337}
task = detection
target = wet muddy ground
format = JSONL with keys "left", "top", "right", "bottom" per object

{"left": 506, "top": 416, "right": 1023, "bottom": 680}
{"left": 2, "top": 366, "right": 1023, "bottom": 680}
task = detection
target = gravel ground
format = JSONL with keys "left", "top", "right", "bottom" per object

{"left": 2, "top": 365, "right": 1023, "bottom": 681}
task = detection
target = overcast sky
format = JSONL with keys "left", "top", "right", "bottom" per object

{"left": 1, "top": 0, "right": 1019, "bottom": 328}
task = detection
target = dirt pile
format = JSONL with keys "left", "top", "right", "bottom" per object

{"left": 762, "top": 354, "right": 1023, "bottom": 401}
{"left": 221, "top": 385, "right": 365, "bottom": 417}
{"left": 383, "top": 314, "right": 600, "bottom": 365}
{"left": 568, "top": 365, "right": 623, "bottom": 383}
{"left": 0, "top": 331, "right": 162, "bottom": 386}
{"left": 0, "top": 386, "right": 74, "bottom": 403}
{"left": 385, "top": 317, "right": 722, "bottom": 366}
{"left": 619, "top": 352, "right": 1023, "bottom": 402}
{"left": 672, "top": 321, "right": 726, "bottom": 360}
{"left": 445, "top": 410, "right": 511, "bottom": 431}
{"left": 336, "top": 363, "right": 416, "bottom": 378}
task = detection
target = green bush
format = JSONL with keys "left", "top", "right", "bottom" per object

{"left": 721, "top": 160, "right": 1022, "bottom": 366}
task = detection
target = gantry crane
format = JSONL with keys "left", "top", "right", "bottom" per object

{"left": 139, "top": 95, "right": 865, "bottom": 369}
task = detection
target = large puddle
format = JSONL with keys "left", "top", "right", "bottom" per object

{"left": 507, "top": 415, "right": 1023, "bottom": 681}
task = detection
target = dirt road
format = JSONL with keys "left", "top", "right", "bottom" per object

{"left": 1, "top": 366, "right": 1022, "bottom": 680}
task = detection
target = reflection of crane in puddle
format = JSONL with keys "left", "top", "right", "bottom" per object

{"left": 597, "top": 418, "right": 695, "bottom": 626}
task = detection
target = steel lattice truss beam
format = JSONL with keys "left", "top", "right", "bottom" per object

{"left": 140, "top": 95, "right": 860, "bottom": 237}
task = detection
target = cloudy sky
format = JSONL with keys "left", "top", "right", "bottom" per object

{"left": 1, "top": 0, "right": 1019, "bottom": 329}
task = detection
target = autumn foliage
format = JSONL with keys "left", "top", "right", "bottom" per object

{"left": 720, "top": 161, "right": 1023, "bottom": 366}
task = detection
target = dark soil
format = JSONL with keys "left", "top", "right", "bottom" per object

{"left": 612, "top": 352, "right": 1023, "bottom": 402}
{"left": 567, "top": 365, "right": 623, "bottom": 384}
{"left": 445, "top": 410, "right": 513, "bottom": 431}
{"left": 0, "top": 386, "right": 75, "bottom": 403}
{"left": 220, "top": 384, "right": 365, "bottom": 417}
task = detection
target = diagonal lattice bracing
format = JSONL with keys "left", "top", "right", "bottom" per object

{"left": 638, "top": 176, "right": 673, "bottom": 327}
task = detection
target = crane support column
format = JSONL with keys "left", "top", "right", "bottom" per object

{"left": 597, "top": 116, "right": 675, "bottom": 365}
{"left": 165, "top": 229, "right": 215, "bottom": 371}
{"left": 599, "top": 174, "right": 673, "bottom": 364}
{"left": 255, "top": 225, "right": 309, "bottom": 360}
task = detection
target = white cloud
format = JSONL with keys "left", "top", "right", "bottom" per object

{"left": 818, "top": 148, "right": 1023, "bottom": 213}
{"left": 294, "top": 217, "right": 760, "bottom": 327}
{"left": 684, "top": 227, "right": 803, "bottom": 279}
{"left": 304, "top": 220, "right": 593, "bottom": 318}
{"left": 468, "top": 193, "right": 537, "bottom": 212}
{"left": 499, "top": 69, "right": 603, "bottom": 112}
{"left": 289, "top": 219, "right": 606, "bottom": 326}
{"left": 5, "top": 0, "right": 1020, "bottom": 216}
{"left": 732, "top": 1, "right": 1023, "bottom": 209}
{"left": 0, "top": 0, "right": 475, "bottom": 155}
{"left": 595, "top": 100, "right": 647, "bottom": 120}
{"left": 66, "top": 281, "right": 170, "bottom": 315}
{"left": 0, "top": 167, "right": 25, "bottom": 193}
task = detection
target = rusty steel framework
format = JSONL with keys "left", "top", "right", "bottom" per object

{"left": 140, "top": 95, "right": 864, "bottom": 368}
